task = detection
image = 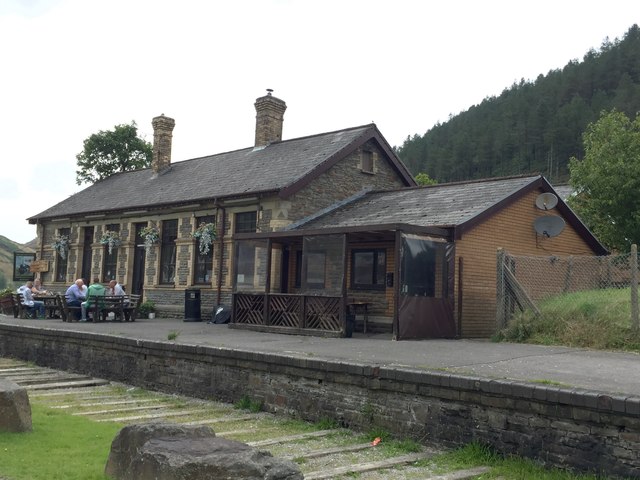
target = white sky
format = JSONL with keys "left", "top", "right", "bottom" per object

{"left": 0, "top": 0, "right": 636, "bottom": 244}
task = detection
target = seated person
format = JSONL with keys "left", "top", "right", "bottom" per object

{"left": 108, "top": 280, "right": 126, "bottom": 298}
{"left": 65, "top": 279, "right": 86, "bottom": 320}
{"left": 17, "top": 281, "right": 46, "bottom": 318}
{"left": 81, "top": 277, "right": 106, "bottom": 322}
{"left": 31, "top": 278, "right": 51, "bottom": 296}
{"left": 108, "top": 280, "right": 130, "bottom": 319}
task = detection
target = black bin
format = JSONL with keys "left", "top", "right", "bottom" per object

{"left": 184, "top": 289, "right": 201, "bottom": 322}
{"left": 345, "top": 311, "right": 355, "bottom": 338}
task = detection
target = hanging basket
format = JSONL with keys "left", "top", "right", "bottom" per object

{"left": 100, "top": 230, "right": 122, "bottom": 255}
{"left": 139, "top": 226, "right": 160, "bottom": 255}
{"left": 51, "top": 234, "right": 69, "bottom": 260}
{"left": 192, "top": 222, "right": 216, "bottom": 256}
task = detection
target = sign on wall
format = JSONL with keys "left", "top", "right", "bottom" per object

{"left": 29, "top": 260, "right": 49, "bottom": 273}
{"left": 13, "top": 252, "right": 36, "bottom": 282}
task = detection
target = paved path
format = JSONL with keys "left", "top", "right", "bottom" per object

{"left": 2, "top": 315, "right": 640, "bottom": 397}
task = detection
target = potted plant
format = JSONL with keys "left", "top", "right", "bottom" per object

{"left": 138, "top": 300, "right": 156, "bottom": 319}
{"left": 139, "top": 225, "right": 160, "bottom": 255}
{"left": 51, "top": 234, "right": 69, "bottom": 259}
{"left": 191, "top": 222, "right": 216, "bottom": 255}
{"left": 100, "top": 230, "right": 121, "bottom": 255}
{"left": 0, "top": 287, "right": 13, "bottom": 315}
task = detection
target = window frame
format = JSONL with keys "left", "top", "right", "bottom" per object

{"left": 55, "top": 228, "right": 70, "bottom": 283}
{"left": 235, "top": 211, "right": 257, "bottom": 234}
{"left": 102, "top": 224, "right": 119, "bottom": 282}
{"left": 350, "top": 248, "right": 386, "bottom": 291}
{"left": 159, "top": 219, "right": 178, "bottom": 285}
{"left": 193, "top": 215, "right": 215, "bottom": 285}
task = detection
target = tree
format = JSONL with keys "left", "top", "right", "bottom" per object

{"left": 568, "top": 110, "right": 640, "bottom": 251}
{"left": 75, "top": 121, "right": 152, "bottom": 185}
{"left": 414, "top": 172, "right": 437, "bottom": 186}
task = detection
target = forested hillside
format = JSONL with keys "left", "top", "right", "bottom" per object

{"left": 396, "top": 25, "right": 640, "bottom": 184}
{"left": 0, "top": 236, "right": 35, "bottom": 290}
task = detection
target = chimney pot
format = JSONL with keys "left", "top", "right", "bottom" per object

{"left": 254, "top": 91, "right": 286, "bottom": 147}
{"left": 152, "top": 114, "right": 175, "bottom": 173}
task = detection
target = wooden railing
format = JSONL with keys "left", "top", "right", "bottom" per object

{"left": 233, "top": 293, "right": 344, "bottom": 335}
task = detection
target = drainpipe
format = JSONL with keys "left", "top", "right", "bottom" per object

{"left": 216, "top": 206, "right": 226, "bottom": 306}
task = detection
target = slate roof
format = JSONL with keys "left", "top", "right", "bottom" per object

{"left": 30, "top": 124, "right": 412, "bottom": 222}
{"left": 287, "top": 174, "right": 607, "bottom": 255}
{"left": 294, "top": 175, "right": 543, "bottom": 230}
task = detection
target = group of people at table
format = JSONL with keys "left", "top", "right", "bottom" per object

{"left": 17, "top": 277, "right": 126, "bottom": 321}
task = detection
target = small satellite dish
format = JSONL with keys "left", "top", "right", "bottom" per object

{"left": 534, "top": 215, "right": 565, "bottom": 238}
{"left": 535, "top": 192, "right": 558, "bottom": 210}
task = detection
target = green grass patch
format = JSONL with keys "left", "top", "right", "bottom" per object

{"left": 233, "top": 394, "right": 262, "bottom": 413}
{"left": 495, "top": 287, "right": 640, "bottom": 351}
{"left": 431, "top": 442, "right": 604, "bottom": 479}
{"left": 0, "top": 404, "right": 123, "bottom": 480}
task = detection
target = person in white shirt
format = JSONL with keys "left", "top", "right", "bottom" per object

{"left": 17, "top": 281, "right": 46, "bottom": 318}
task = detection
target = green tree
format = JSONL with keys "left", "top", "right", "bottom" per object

{"left": 568, "top": 110, "right": 640, "bottom": 251}
{"left": 414, "top": 172, "right": 438, "bottom": 186}
{"left": 75, "top": 121, "right": 152, "bottom": 185}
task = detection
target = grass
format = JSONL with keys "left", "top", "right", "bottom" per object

{"left": 0, "top": 404, "right": 123, "bottom": 480}
{"left": 233, "top": 394, "right": 262, "bottom": 413}
{"left": 495, "top": 287, "right": 640, "bottom": 351}
{"left": 167, "top": 330, "right": 181, "bottom": 341}
{"left": 429, "top": 442, "right": 605, "bottom": 479}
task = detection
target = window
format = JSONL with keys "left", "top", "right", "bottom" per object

{"left": 305, "top": 252, "right": 326, "bottom": 289}
{"left": 235, "top": 211, "right": 257, "bottom": 233}
{"left": 55, "top": 228, "right": 70, "bottom": 282}
{"left": 102, "top": 224, "right": 119, "bottom": 282}
{"left": 194, "top": 215, "right": 215, "bottom": 284}
{"left": 160, "top": 219, "right": 178, "bottom": 284}
{"left": 351, "top": 248, "right": 386, "bottom": 290}
{"left": 362, "top": 150, "right": 374, "bottom": 173}
{"left": 236, "top": 241, "right": 256, "bottom": 287}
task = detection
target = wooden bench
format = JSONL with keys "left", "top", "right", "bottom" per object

{"left": 58, "top": 295, "right": 82, "bottom": 322}
{"left": 11, "top": 293, "right": 34, "bottom": 319}
{"left": 123, "top": 294, "right": 142, "bottom": 322}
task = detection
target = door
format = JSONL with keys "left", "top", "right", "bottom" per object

{"left": 131, "top": 223, "right": 147, "bottom": 295}
{"left": 397, "top": 233, "right": 455, "bottom": 339}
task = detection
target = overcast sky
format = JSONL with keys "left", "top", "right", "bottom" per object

{"left": 1, "top": 0, "right": 636, "bottom": 244}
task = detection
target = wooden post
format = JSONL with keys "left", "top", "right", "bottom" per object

{"left": 496, "top": 248, "right": 506, "bottom": 329}
{"left": 631, "top": 244, "right": 638, "bottom": 332}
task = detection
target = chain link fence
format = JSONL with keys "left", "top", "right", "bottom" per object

{"left": 496, "top": 245, "right": 639, "bottom": 331}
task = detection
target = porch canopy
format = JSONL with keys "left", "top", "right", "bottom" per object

{"left": 231, "top": 221, "right": 455, "bottom": 340}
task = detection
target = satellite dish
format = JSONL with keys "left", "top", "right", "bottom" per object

{"left": 534, "top": 215, "right": 565, "bottom": 238}
{"left": 535, "top": 192, "right": 558, "bottom": 210}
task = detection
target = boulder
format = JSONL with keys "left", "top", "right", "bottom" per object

{"left": 105, "top": 423, "right": 303, "bottom": 480}
{"left": 0, "top": 378, "right": 32, "bottom": 432}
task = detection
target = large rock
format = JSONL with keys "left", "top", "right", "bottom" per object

{"left": 105, "top": 423, "right": 303, "bottom": 480}
{"left": 0, "top": 378, "right": 32, "bottom": 432}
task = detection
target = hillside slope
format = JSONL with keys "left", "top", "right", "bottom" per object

{"left": 0, "top": 235, "right": 35, "bottom": 289}
{"left": 396, "top": 24, "right": 640, "bottom": 184}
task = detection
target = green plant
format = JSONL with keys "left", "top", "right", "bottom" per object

{"left": 233, "top": 394, "right": 262, "bottom": 413}
{"left": 167, "top": 330, "right": 180, "bottom": 341}
{"left": 138, "top": 300, "right": 156, "bottom": 317}
{"left": 191, "top": 222, "right": 216, "bottom": 256}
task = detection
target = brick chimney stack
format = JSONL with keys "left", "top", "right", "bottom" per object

{"left": 152, "top": 114, "right": 176, "bottom": 173}
{"left": 254, "top": 89, "right": 287, "bottom": 147}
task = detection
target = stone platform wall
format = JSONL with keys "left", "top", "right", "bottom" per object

{"left": 0, "top": 323, "right": 638, "bottom": 478}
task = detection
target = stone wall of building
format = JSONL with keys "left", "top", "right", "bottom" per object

{"left": 0, "top": 323, "right": 637, "bottom": 479}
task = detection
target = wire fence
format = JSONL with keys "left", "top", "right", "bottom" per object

{"left": 496, "top": 245, "right": 639, "bottom": 330}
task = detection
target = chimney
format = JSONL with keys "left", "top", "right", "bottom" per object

{"left": 254, "top": 89, "right": 287, "bottom": 147}
{"left": 152, "top": 114, "right": 175, "bottom": 173}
